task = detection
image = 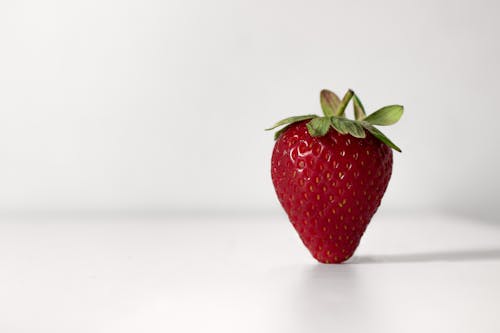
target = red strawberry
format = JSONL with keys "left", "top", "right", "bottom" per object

{"left": 267, "top": 89, "right": 403, "bottom": 263}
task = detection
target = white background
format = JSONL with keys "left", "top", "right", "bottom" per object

{"left": 1, "top": 0, "right": 499, "bottom": 218}
{"left": 2, "top": 2, "right": 500, "bottom": 332}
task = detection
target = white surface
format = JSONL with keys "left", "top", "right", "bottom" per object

{"left": 1, "top": 213, "right": 499, "bottom": 332}
{"left": 1, "top": 0, "right": 500, "bottom": 214}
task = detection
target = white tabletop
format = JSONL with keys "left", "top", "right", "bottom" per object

{"left": 1, "top": 212, "right": 499, "bottom": 332}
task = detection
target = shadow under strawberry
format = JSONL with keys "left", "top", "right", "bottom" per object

{"left": 350, "top": 248, "right": 500, "bottom": 264}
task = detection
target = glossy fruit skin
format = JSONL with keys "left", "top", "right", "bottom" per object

{"left": 271, "top": 121, "right": 393, "bottom": 263}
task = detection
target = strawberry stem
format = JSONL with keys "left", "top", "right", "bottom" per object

{"left": 335, "top": 89, "right": 354, "bottom": 117}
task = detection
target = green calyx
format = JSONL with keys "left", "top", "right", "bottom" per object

{"left": 266, "top": 89, "right": 404, "bottom": 152}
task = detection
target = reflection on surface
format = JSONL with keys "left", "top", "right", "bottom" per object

{"left": 285, "top": 264, "right": 389, "bottom": 333}
{"left": 350, "top": 248, "right": 500, "bottom": 264}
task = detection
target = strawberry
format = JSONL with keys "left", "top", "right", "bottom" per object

{"left": 267, "top": 89, "right": 403, "bottom": 263}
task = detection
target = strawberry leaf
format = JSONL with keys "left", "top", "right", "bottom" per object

{"left": 364, "top": 105, "right": 403, "bottom": 126}
{"left": 273, "top": 124, "right": 292, "bottom": 140}
{"left": 267, "top": 89, "right": 403, "bottom": 150}
{"left": 353, "top": 94, "right": 366, "bottom": 120}
{"left": 329, "top": 117, "right": 347, "bottom": 134}
{"left": 330, "top": 117, "right": 366, "bottom": 138}
{"left": 307, "top": 117, "right": 331, "bottom": 137}
{"left": 265, "top": 115, "right": 318, "bottom": 131}
{"left": 320, "top": 89, "right": 341, "bottom": 117}
{"left": 361, "top": 122, "right": 401, "bottom": 152}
